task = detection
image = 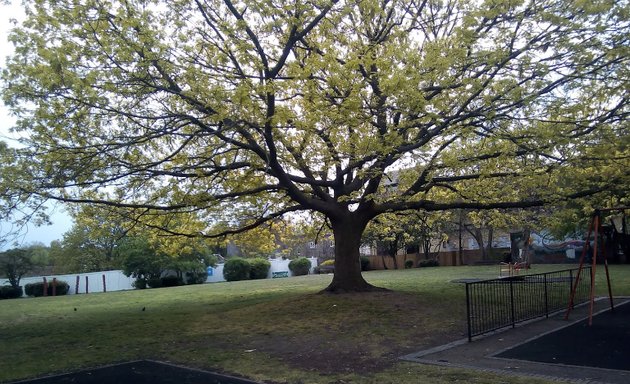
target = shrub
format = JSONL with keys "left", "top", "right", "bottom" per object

{"left": 24, "top": 280, "right": 70, "bottom": 297}
{"left": 248, "top": 258, "right": 271, "bottom": 280}
{"left": 160, "top": 275, "right": 184, "bottom": 287}
{"left": 320, "top": 259, "right": 335, "bottom": 267}
{"left": 289, "top": 257, "right": 311, "bottom": 276}
{"left": 0, "top": 285, "right": 23, "bottom": 299}
{"left": 223, "top": 258, "right": 251, "bottom": 281}
{"left": 133, "top": 278, "right": 147, "bottom": 289}
{"left": 360, "top": 256, "right": 370, "bottom": 271}
{"left": 418, "top": 259, "right": 439, "bottom": 268}
{"left": 185, "top": 270, "right": 207, "bottom": 285}
{"left": 147, "top": 277, "right": 163, "bottom": 288}
{"left": 404, "top": 259, "right": 414, "bottom": 269}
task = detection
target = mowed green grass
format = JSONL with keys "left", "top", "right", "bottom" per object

{"left": 1, "top": 264, "right": 628, "bottom": 384}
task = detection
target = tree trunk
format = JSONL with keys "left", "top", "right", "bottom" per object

{"left": 486, "top": 227, "right": 494, "bottom": 259}
{"left": 389, "top": 240, "right": 399, "bottom": 269}
{"left": 324, "top": 216, "right": 384, "bottom": 293}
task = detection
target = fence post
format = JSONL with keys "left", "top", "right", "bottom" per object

{"left": 568, "top": 269, "right": 574, "bottom": 309}
{"left": 75, "top": 276, "right": 80, "bottom": 294}
{"left": 85, "top": 276, "right": 89, "bottom": 294}
{"left": 466, "top": 283, "right": 472, "bottom": 342}
{"left": 43, "top": 277, "right": 48, "bottom": 297}
{"left": 509, "top": 279, "right": 516, "bottom": 328}
{"left": 102, "top": 274, "right": 106, "bottom": 293}
{"left": 52, "top": 278, "right": 57, "bottom": 297}
{"left": 544, "top": 273, "right": 549, "bottom": 318}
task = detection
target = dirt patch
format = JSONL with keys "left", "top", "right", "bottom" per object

{"left": 236, "top": 291, "right": 466, "bottom": 374}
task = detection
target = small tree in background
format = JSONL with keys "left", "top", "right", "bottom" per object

{"left": 116, "top": 237, "right": 167, "bottom": 288}
{"left": 0, "top": 248, "right": 33, "bottom": 288}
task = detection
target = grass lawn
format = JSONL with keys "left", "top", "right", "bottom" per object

{"left": 1, "top": 264, "right": 629, "bottom": 384}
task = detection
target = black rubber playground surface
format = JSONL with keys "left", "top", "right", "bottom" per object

{"left": 495, "top": 300, "right": 630, "bottom": 371}
{"left": 10, "top": 360, "right": 260, "bottom": 384}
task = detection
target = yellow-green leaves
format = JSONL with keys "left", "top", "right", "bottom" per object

{"left": 0, "top": 0, "right": 627, "bottom": 268}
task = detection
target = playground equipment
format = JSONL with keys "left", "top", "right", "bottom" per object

{"left": 499, "top": 230, "right": 532, "bottom": 277}
{"left": 565, "top": 207, "right": 629, "bottom": 324}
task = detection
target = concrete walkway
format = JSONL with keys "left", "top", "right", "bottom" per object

{"left": 402, "top": 297, "right": 630, "bottom": 384}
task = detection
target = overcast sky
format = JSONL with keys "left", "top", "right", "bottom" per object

{"left": 1, "top": 1, "right": 72, "bottom": 250}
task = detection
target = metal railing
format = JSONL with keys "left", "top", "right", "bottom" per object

{"left": 465, "top": 267, "right": 591, "bottom": 341}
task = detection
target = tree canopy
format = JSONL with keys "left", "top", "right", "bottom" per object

{"left": 1, "top": 0, "right": 628, "bottom": 291}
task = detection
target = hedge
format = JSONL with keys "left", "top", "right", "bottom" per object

{"left": 288, "top": 257, "right": 311, "bottom": 276}
{"left": 248, "top": 258, "right": 271, "bottom": 280}
{"left": 24, "top": 280, "right": 70, "bottom": 297}
{"left": 418, "top": 259, "right": 439, "bottom": 268}
{"left": 223, "top": 258, "right": 251, "bottom": 281}
{"left": 0, "top": 286, "right": 23, "bottom": 299}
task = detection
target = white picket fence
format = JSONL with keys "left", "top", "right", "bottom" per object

{"left": 1, "top": 257, "right": 319, "bottom": 296}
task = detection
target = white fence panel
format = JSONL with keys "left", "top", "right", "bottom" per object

{"left": 2, "top": 258, "right": 321, "bottom": 296}
{"left": 1, "top": 270, "right": 134, "bottom": 296}
{"left": 205, "top": 257, "right": 319, "bottom": 283}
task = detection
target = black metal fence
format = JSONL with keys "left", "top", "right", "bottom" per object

{"left": 465, "top": 267, "right": 591, "bottom": 341}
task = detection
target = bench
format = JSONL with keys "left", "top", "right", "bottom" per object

{"left": 272, "top": 271, "right": 289, "bottom": 278}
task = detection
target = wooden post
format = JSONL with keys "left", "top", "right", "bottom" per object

{"left": 102, "top": 274, "right": 107, "bottom": 293}
{"left": 52, "top": 278, "right": 57, "bottom": 297}
{"left": 75, "top": 276, "right": 80, "bottom": 294}
{"left": 85, "top": 276, "right": 89, "bottom": 294}
{"left": 43, "top": 277, "right": 48, "bottom": 297}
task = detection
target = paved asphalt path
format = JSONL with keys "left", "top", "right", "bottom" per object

{"left": 10, "top": 361, "right": 260, "bottom": 384}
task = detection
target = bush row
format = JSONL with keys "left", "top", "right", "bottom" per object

{"left": 418, "top": 259, "right": 440, "bottom": 268}
{"left": 24, "top": 281, "right": 70, "bottom": 297}
{"left": 222, "top": 257, "right": 314, "bottom": 282}
{"left": 133, "top": 270, "right": 209, "bottom": 289}
{"left": 223, "top": 257, "right": 273, "bottom": 281}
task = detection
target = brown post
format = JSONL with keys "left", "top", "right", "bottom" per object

{"left": 52, "top": 278, "right": 57, "bottom": 297}
{"left": 75, "top": 276, "right": 80, "bottom": 294}
{"left": 102, "top": 274, "right": 107, "bottom": 293}
{"left": 43, "top": 277, "right": 48, "bottom": 297}
{"left": 85, "top": 276, "right": 89, "bottom": 294}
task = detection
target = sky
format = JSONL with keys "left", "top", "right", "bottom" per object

{"left": 0, "top": 1, "right": 73, "bottom": 250}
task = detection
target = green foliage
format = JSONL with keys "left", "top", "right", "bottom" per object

{"left": 49, "top": 206, "right": 128, "bottom": 273}
{"left": 288, "top": 258, "right": 311, "bottom": 276}
{"left": 0, "top": 285, "right": 23, "bottom": 299}
{"left": 248, "top": 258, "right": 271, "bottom": 280}
{"left": 24, "top": 280, "right": 70, "bottom": 297}
{"left": 360, "top": 256, "right": 370, "bottom": 271}
{"left": 0, "top": 248, "right": 33, "bottom": 288}
{"left": 1, "top": 0, "right": 627, "bottom": 292}
{"left": 159, "top": 276, "right": 184, "bottom": 288}
{"left": 146, "top": 278, "right": 163, "bottom": 289}
{"left": 223, "top": 258, "right": 251, "bottom": 282}
{"left": 116, "top": 237, "right": 166, "bottom": 282}
{"left": 320, "top": 259, "right": 334, "bottom": 267}
{"left": 418, "top": 259, "right": 440, "bottom": 268}
{"left": 185, "top": 269, "right": 208, "bottom": 285}
{"left": 132, "top": 278, "right": 147, "bottom": 290}
{"left": 404, "top": 259, "right": 414, "bottom": 269}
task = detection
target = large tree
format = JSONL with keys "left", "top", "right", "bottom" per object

{"left": 1, "top": 0, "right": 628, "bottom": 292}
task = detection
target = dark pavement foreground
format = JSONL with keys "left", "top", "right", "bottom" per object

{"left": 403, "top": 297, "right": 630, "bottom": 384}
{"left": 496, "top": 300, "right": 630, "bottom": 371}
{"left": 10, "top": 360, "right": 260, "bottom": 384}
